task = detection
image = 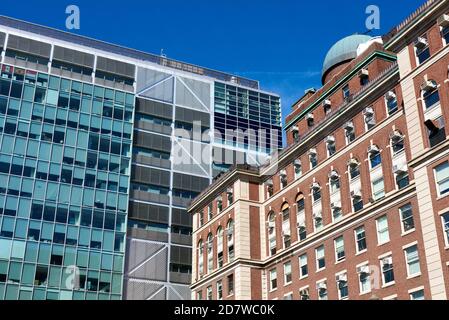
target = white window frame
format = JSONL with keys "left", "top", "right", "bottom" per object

{"left": 269, "top": 268, "right": 278, "bottom": 291}
{"left": 357, "top": 263, "right": 371, "bottom": 295}
{"left": 317, "top": 280, "right": 328, "bottom": 300}
{"left": 372, "top": 177, "right": 385, "bottom": 201}
{"left": 316, "top": 246, "right": 326, "bottom": 271}
{"left": 435, "top": 162, "right": 449, "bottom": 197}
{"left": 217, "top": 280, "right": 223, "bottom": 300}
{"left": 404, "top": 243, "right": 421, "bottom": 278}
{"left": 334, "top": 236, "right": 346, "bottom": 263}
{"left": 355, "top": 226, "right": 367, "bottom": 254}
{"left": 284, "top": 262, "right": 292, "bottom": 285}
{"left": 442, "top": 212, "right": 449, "bottom": 247}
{"left": 380, "top": 256, "right": 395, "bottom": 287}
{"left": 206, "top": 286, "right": 212, "bottom": 300}
{"left": 376, "top": 216, "right": 390, "bottom": 245}
{"left": 409, "top": 288, "right": 425, "bottom": 300}
{"left": 400, "top": 204, "right": 415, "bottom": 235}
{"left": 299, "top": 254, "right": 308, "bottom": 279}
{"left": 336, "top": 272, "right": 349, "bottom": 300}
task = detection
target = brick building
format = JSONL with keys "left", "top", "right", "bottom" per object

{"left": 188, "top": 0, "right": 449, "bottom": 300}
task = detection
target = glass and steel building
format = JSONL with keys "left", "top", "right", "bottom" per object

{"left": 0, "top": 16, "right": 281, "bottom": 300}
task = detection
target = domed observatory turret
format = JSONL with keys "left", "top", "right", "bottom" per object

{"left": 321, "top": 35, "right": 374, "bottom": 85}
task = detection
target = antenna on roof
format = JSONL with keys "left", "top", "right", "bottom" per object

{"left": 160, "top": 49, "right": 167, "bottom": 58}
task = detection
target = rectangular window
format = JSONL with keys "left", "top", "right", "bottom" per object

{"left": 442, "top": 213, "right": 449, "bottom": 246}
{"left": 387, "top": 96, "right": 398, "bottom": 115}
{"left": 381, "top": 257, "right": 395, "bottom": 285}
{"left": 355, "top": 226, "right": 367, "bottom": 253}
{"left": 337, "top": 274, "right": 348, "bottom": 300}
{"left": 435, "top": 162, "right": 449, "bottom": 196}
{"left": 358, "top": 265, "right": 371, "bottom": 294}
{"left": 376, "top": 216, "right": 390, "bottom": 245}
{"left": 334, "top": 236, "right": 345, "bottom": 262}
{"left": 316, "top": 246, "right": 325, "bottom": 271}
{"left": 284, "top": 262, "right": 292, "bottom": 285}
{"left": 372, "top": 178, "right": 385, "bottom": 200}
{"left": 207, "top": 286, "right": 212, "bottom": 300}
{"left": 270, "top": 269, "right": 277, "bottom": 291}
{"left": 442, "top": 26, "right": 449, "bottom": 45}
{"left": 227, "top": 274, "right": 234, "bottom": 296}
{"left": 342, "top": 85, "right": 350, "bottom": 100}
{"left": 317, "top": 281, "right": 328, "bottom": 300}
{"left": 299, "top": 254, "right": 308, "bottom": 278}
{"left": 405, "top": 245, "right": 421, "bottom": 277}
{"left": 400, "top": 204, "right": 415, "bottom": 233}
{"left": 217, "top": 281, "right": 223, "bottom": 300}
{"left": 410, "top": 289, "right": 425, "bottom": 300}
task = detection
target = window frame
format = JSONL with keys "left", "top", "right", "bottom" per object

{"left": 404, "top": 244, "right": 421, "bottom": 278}
{"left": 376, "top": 216, "right": 390, "bottom": 245}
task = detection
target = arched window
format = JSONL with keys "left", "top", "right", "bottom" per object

{"left": 422, "top": 79, "right": 439, "bottom": 109}
{"left": 198, "top": 239, "right": 204, "bottom": 276}
{"left": 390, "top": 130, "right": 404, "bottom": 154}
{"left": 311, "top": 182, "right": 321, "bottom": 202}
{"left": 326, "top": 135, "right": 336, "bottom": 156}
{"left": 368, "top": 145, "right": 381, "bottom": 169}
{"left": 226, "top": 220, "right": 235, "bottom": 262}
{"left": 281, "top": 203, "right": 291, "bottom": 248}
{"left": 348, "top": 158, "right": 361, "bottom": 180}
{"left": 364, "top": 107, "right": 375, "bottom": 130}
{"left": 296, "top": 193, "right": 306, "bottom": 241}
{"left": 217, "top": 227, "right": 224, "bottom": 268}
{"left": 207, "top": 233, "right": 213, "bottom": 272}
{"left": 329, "top": 170, "right": 340, "bottom": 193}
{"left": 267, "top": 212, "right": 277, "bottom": 256}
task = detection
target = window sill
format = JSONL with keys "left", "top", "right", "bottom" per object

{"left": 335, "top": 259, "right": 346, "bottom": 265}
{"left": 436, "top": 192, "right": 449, "bottom": 201}
{"left": 377, "top": 241, "right": 390, "bottom": 247}
{"left": 401, "top": 229, "right": 416, "bottom": 237}
{"left": 316, "top": 268, "right": 326, "bottom": 273}
{"left": 269, "top": 289, "right": 278, "bottom": 293}
{"left": 355, "top": 249, "right": 367, "bottom": 256}
{"left": 299, "top": 275, "right": 309, "bottom": 281}
{"left": 284, "top": 282, "right": 292, "bottom": 287}
{"left": 359, "top": 290, "right": 372, "bottom": 296}
{"left": 407, "top": 273, "right": 422, "bottom": 280}
{"left": 382, "top": 282, "right": 396, "bottom": 289}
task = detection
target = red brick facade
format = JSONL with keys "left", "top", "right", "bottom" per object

{"left": 189, "top": 0, "right": 449, "bottom": 301}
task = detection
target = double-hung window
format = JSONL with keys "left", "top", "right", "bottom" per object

{"left": 372, "top": 178, "right": 385, "bottom": 201}
{"left": 270, "top": 269, "right": 277, "bottom": 291}
{"left": 316, "top": 246, "right": 326, "bottom": 271}
{"left": 381, "top": 256, "right": 395, "bottom": 286}
{"left": 355, "top": 226, "right": 367, "bottom": 253}
{"left": 442, "top": 213, "right": 449, "bottom": 246}
{"left": 284, "top": 262, "right": 292, "bottom": 285}
{"left": 299, "top": 254, "right": 308, "bottom": 278}
{"left": 400, "top": 204, "right": 415, "bottom": 233}
{"left": 435, "top": 162, "right": 449, "bottom": 196}
{"left": 376, "top": 216, "right": 390, "bottom": 245}
{"left": 334, "top": 236, "right": 345, "bottom": 262}
{"left": 405, "top": 245, "right": 421, "bottom": 277}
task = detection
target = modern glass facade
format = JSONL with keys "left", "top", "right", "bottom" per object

{"left": 0, "top": 64, "right": 134, "bottom": 300}
{"left": 0, "top": 16, "right": 280, "bottom": 300}
{"left": 214, "top": 82, "right": 282, "bottom": 154}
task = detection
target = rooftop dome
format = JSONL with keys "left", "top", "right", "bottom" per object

{"left": 322, "top": 34, "right": 373, "bottom": 84}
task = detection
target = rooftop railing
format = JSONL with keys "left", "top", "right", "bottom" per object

{"left": 0, "top": 16, "right": 260, "bottom": 89}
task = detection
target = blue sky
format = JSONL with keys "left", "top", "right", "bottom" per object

{"left": 1, "top": 0, "right": 425, "bottom": 124}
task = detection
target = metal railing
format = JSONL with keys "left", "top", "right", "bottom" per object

{"left": 0, "top": 16, "right": 260, "bottom": 89}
